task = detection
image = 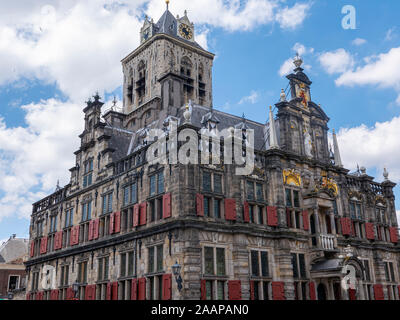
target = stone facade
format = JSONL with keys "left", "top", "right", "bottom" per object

{"left": 25, "top": 7, "right": 400, "bottom": 301}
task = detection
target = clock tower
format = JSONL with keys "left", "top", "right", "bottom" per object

{"left": 121, "top": 2, "right": 214, "bottom": 124}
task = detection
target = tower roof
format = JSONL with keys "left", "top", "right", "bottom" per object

{"left": 155, "top": 9, "right": 177, "bottom": 36}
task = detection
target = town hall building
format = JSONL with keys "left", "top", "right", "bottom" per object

{"left": 25, "top": 3, "right": 400, "bottom": 301}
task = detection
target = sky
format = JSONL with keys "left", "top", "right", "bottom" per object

{"left": 0, "top": 0, "right": 400, "bottom": 240}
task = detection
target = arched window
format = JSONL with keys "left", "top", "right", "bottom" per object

{"left": 198, "top": 63, "right": 206, "bottom": 104}
{"left": 136, "top": 60, "right": 146, "bottom": 105}
{"left": 180, "top": 57, "right": 194, "bottom": 104}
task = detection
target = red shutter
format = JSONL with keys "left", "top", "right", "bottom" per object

{"left": 341, "top": 218, "right": 351, "bottom": 236}
{"left": 94, "top": 219, "right": 100, "bottom": 240}
{"left": 66, "top": 287, "right": 74, "bottom": 300}
{"left": 26, "top": 292, "right": 31, "bottom": 300}
{"left": 267, "top": 206, "right": 278, "bottom": 227}
{"left": 224, "top": 199, "right": 237, "bottom": 221}
{"left": 85, "top": 285, "right": 96, "bottom": 300}
{"left": 88, "top": 220, "right": 94, "bottom": 241}
{"left": 365, "top": 223, "right": 375, "bottom": 240}
{"left": 54, "top": 232, "right": 59, "bottom": 250}
{"left": 50, "top": 289, "right": 59, "bottom": 300}
{"left": 243, "top": 202, "right": 250, "bottom": 223}
{"left": 138, "top": 278, "right": 146, "bottom": 300}
{"left": 389, "top": 227, "right": 399, "bottom": 243}
{"left": 309, "top": 282, "right": 316, "bottom": 300}
{"left": 228, "top": 280, "right": 242, "bottom": 300}
{"left": 162, "top": 274, "right": 172, "bottom": 300}
{"left": 114, "top": 212, "right": 121, "bottom": 233}
{"left": 30, "top": 241, "right": 35, "bottom": 257}
{"left": 373, "top": 284, "right": 384, "bottom": 300}
{"left": 133, "top": 204, "right": 140, "bottom": 227}
{"left": 40, "top": 237, "right": 48, "bottom": 254}
{"left": 163, "top": 193, "right": 172, "bottom": 219}
{"left": 349, "top": 289, "right": 357, "bottom": 300}
{"left": 200, "top": 280, "right": 206, "bottom": 300}
{"left": 272, "top": 281, "right": 286, "bottom": 300}
{"left": 112, "top": 282, "right": 118, "bottom": 300}
{"left": 250, "top": 281, "right": 255, "bottom": 300}
{"left": 196, "top": 194, "right": 204, "bottom": 216}
{"left": 70, "top": 225, "right": 79, "bottom": 246}
{"left": 139, "top": 203, "right": 147, "bottom": 226}
{"left": 106, "top": 282, "right": 112, "bottom": 300}
{"left": 398, "top": 285, "right": 400, "bottom": 299}
{"left": 131, "top": 279, "right": 137, "bottom": 300}
{"left": 302, "top": 210, "right": 309, "bottom": 231}
{"left": 109, "top": 212, "right": 115, "bottom": 234}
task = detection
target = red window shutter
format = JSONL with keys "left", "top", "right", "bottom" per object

{"left": 131, "top": 279, "right": 138, "bottom": 300}
{"left": 348, "top": 289, "right": 357, "bottom": 300}
{"left": 243, "top": 202, "right": 250, "bottom": 223}
{"left": 309, "top": 282, "right": 316, "bottom": 300}
{"left": 51, "top": 289, "right": 59, "bottom": 300}
{"left": 112, "top": 282, "right": 118, "bottom": 300}
{"left": 398, "top": 285, "right": 400, "bottom": 299}
{"left": 69, "top": 228, "right": 74, "bottom": 246}
{"left": 228, "top": 280, "right": 242, "bottom": 300}
{"left": 341, "top": 218, "right": 351, "bottom": 236}
{"left": 84, "top": 285, "right": 90, "bottom": 300}
{"left": 93, "top": 219, "right": 100, "bottom": 239}
{"left": 75, "top": 225, "right": 80, "bottom": 245}
{"left": 162, "top": 274, "right": 172, "bottom": 300}
{"left": 163, "top": 193, "right": 172, "bottom": 219}
{"left": 138, "top": 278, "right": 146, "bottom": 300}
{"left": 200, "top": 279, "right": 206, "bottom": 300}
{"left": 54, "top": 232, "right": 59, "bottom": 250}
{"left": 302, "top": 210, "right": 309, "bottom": 231}
{"left": 26, "top": 292, "right": 31, "bottom": 300}
{"left": 88, "top": 220, "right": 94, "bottom": 241}
{"left": 139, "top": 203, "right": 147, "bottom": 226}
{"left": 70, "top": 225, "right": 79, "bottom": 246}
{"left": 374, "top": 284, "right": 384, "bottom": 300}
{"left": 40, "top": 237, "right": 48, "bottom": 254}
{"left": 224, "top": 199, "right": 237, "bottom": 221}
{"left": 109, "top": 212, "right": 115, "bottom": 234}
{"left": 272, "top": 282, "right": 285, "bottom": 300}
{"left": 196, "top": 194, "right": 204, "bottom": 216}
{"left": 114, "top": 212, "right": 121, "bottom": 233}
{"left": 389, "top": 227, "right": 399, "bottom": 243}
{"left": 267, "top": 206, "right": 278, "bottom": 227}
{"left": 106, "top": 282, "right": 112, "bottom": 300}
{"left": 133, "top": 204, "right": 140, "bottom": 227}
{"left": 66, "top": 287, "right": 75, "bottom": 300}
{"left": 250, "top": 280, "right": 255, "bottom": 300}
{"left": 365, "top": 223, "right": 375, "bottom": 240}
{"left": 30, "top": 241, "right": 35, "bottom": 257}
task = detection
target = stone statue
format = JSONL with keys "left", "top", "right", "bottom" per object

{"left": 304, "top": 128, "right": 313, "bottom": 158}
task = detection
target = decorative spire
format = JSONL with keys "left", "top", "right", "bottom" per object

{"left": 166, "top": 0, "right": 170, "bottom": 10}
{"left": 293, "top": 52, "right": 303, "bottom": 69}
{"left": 332, "top": 129, "right": 343, "bottom": 167}
{"left": 111, "top": 95, "right": 117, "bottom": 111}
{"left": 268, "top": 106, "right": 279, "bottom": 150}
{"left": 383, "top": 168, "right": 389, "bottom": 181}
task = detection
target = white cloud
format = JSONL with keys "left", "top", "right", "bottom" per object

{"left": 337, "top": 116, "right": 400, "bottom": 183}
{"left": 239, "top": 90, "right": 259, "bottom": 104}
{"left": 352, "top": 38, "right": 367, "bottom": 46}
{"left": 385, "top": 27, "right": 396, "bottom": 41}
{"left": 318, "top": 49, "right": 354, "bottom": 74}
{"left": 275, "top": 3, "right": 311, "bottom": 30}
{"left": 279, "top": 43, "right": 314, "bottom": 76}
{"left": 336, "top": 47, "right": 400, "bottom": 104}
{"left": 0, "top": 99, "right": 82, "bottom": 221}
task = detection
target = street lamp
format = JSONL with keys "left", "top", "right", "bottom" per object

{"left": 172, "top": 261, "right": 183, "bottom": 292}
{"left": 72, "top": 279, "right": 80, "bottom": 300}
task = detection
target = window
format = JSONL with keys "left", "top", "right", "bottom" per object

{"left": 214, "top": 199, "right": 221, "bottom": 219}
{"left": 98, "top": 257, "right": 109, "bottom": 281}
{"left": 384, "top": 262, "right": 396, "bottom": 283}
{"left": 49, "top": 214, "right": 57, "bottom": 233}
{"left": 350, "top": 201, "right": 363, "bottom": 220}
{"left": 77, "top": 261, "right": 88, "bottom": 284}
{"left": 120, "top": 251, "right": 135, "bottom": 277}
{"left": 256, "top": 183, "right": 263, "bottom": 201}
{"left": 286, "top": 189, "right": 302, "bottom": 229}
{"left": 60, "top": 265, "right": 69, "bottom": 287}
{"left": 8, "top": 275, "right": 19, "bottom": 291}
{"left": 376, "top": 207, "right": 387, "bottom": 224}
{"left": 204, "top": 280, "right": 226, "bottom": 300}
{"left": 252, "top": 281, "right": 270, "bottom": 300}
{"left": 149, "top": 171, "right": 164, "bottom": 196}
{"left": 81, "top": 202, "right": 92, "bottom": 222}
{"left": 32, "top": 271, "right": 40, "bottom": 291}
{"left": 148, "top": 245, "right": 163, "bottom": 274}
{"left": 83, "top": 159, "right": 93, "bottom": 188}
{"left": 292, "top": 253, "right": 307, "bottom": 279}
{"left": 250, "top": 251, "right": 269, "bottom": 277}
{"left": 203, "top": 172, "right": 212, "bottom": 192}
{"left": 203, "top": 247, "right": 226, "bottom": 276}
{"left": 204, "top": 197, "right": 210, "bottom": 217}
{"left": 65, "top": 208, "right": 74, "bottom": 228}
{"left": 214, "top": 175, "right": 222, "bottom": 193}
{"left": 286, "top": 189, "right": 300, "bottom": 208}
{"left": 124, "top": 182, "right": 138, "bottom": 206}
{"left": 247, "top": 181, "right": 255, "bottom": 200}
{"left": 102, "top": 193, "right": 113, "bottom": 215}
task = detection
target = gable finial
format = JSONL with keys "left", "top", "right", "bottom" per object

{"left": 166, "top": 0, "right": 170, "bottom": 10}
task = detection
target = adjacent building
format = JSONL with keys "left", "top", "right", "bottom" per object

{"left": 25, "top": 5, "right": 400, "bottom": 301}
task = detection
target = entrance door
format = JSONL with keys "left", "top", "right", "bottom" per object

{"left": 317, "top": 283, "right": 327, "bottom": 300}
{"left": 333, "top": 282, "right": 342, "bottom": 300}
{"left": 310, "top": 215, "right": 317, "bottom": 246}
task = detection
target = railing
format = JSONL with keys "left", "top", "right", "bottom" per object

{"left": 319, "top": 234, "right": 336, "bottom": 251}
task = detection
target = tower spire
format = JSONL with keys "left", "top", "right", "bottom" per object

{"left": 268, "top": 106, "right": 279, "bottom": 150}
{"left": 166, "top": 0, "right": 170, "bottom": 10}
{"left": 332, "top": 129, "right": 343, "bottom": 167}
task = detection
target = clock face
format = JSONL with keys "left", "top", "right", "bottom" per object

{"left": 179, "top": 23, "right": 193, "bottom": 40}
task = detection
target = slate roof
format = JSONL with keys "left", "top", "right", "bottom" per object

{"left": 104, "top": 126, "right": 133, "bottom": 163}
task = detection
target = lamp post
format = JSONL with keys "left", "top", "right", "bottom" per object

{"left": 172, "top": 261, "right": 183, "bottom": 292}
{"left": 72, "top": 279, "right": 80, "bottom": 300}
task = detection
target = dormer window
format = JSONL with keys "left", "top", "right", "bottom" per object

{"left": 83, "top": 159, "right": 93, "bottom": 188}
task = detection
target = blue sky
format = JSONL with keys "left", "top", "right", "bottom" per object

{"left": 1, "top": 0, "right": 400, "bottom": 241}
